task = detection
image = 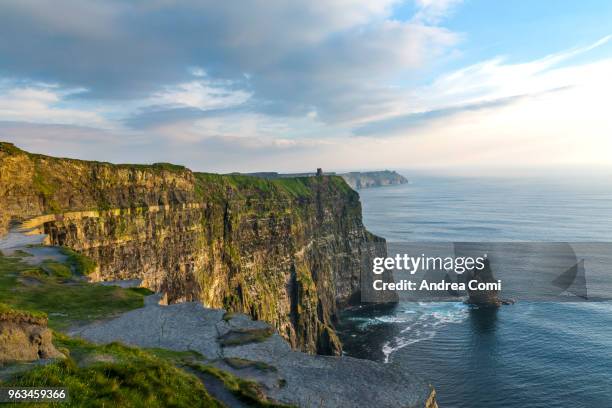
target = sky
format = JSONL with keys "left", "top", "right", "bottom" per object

{"left": 0, "top": 0, "right": 611, "bottom": 174}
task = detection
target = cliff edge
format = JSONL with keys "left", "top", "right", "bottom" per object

{"left": 0, "top": 304, "right": 63, "bottom": 364}
{"left": 340, "top": 170, "right": 408, "bottom": 190}
{"left": 0, "top": 142, "right": 396, "bottom": 355}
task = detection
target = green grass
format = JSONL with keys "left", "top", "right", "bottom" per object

{"left": 40, "top": 260, "right": 72, "bottom": 279}
{"left": 0, "top": 302, "right": 47, "bottom": 324}
{"left": 0, "top": 141, "right": 23, "bottom": 155}
{"left": 127, "top": 287, "right": 155, "bottom": 296}
{"left": 195, "top": 172, "right": 323, "bottom": 201}
{"left": 189, "top": 363, "right": 292, "bottom": 408}
{"left": 218, "top": 327, "right": 274, "bottom": 347}
{"left": 11, "top": 249, "right": 33, "bottom": 258}
{"left": 270, "top": 178, "right": 314, "bottom": 197}
{"left": 222, "top": 311, "right": 236, "bottom": 321}
{"left": 3, "top": 335, "right": 223, "bottom": 408}
{"left": 223, "top": 357, "right": 277, "bottom": 372}
{"left": 145, "top": 348, "right": 204, "bottom": 364}
{"left": 1, "top": 334, "right": 289, "bottom": 407}
{"left": 0, "top": 254, "right": 146, "bottom": 329}
{"left": 59, "top": 247, "right": 97, "bottom": 275}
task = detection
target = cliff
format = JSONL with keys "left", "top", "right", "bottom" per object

{"left": 244, "top": 170, "right": 409, "bottom": 190}
{"left": 0, "top": 142, "right": 394, "bottom": 355}
{"left": 339, "top": 170, "right": 408, "bottom": 190}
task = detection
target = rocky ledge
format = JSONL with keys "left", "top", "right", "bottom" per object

{"left": 0, "top": 305, "right": 64, "bottom": 364}
{"left": 70, "top": 294, "right": 437, "bottom": 408}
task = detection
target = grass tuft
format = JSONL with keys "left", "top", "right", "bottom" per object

{"left": 0, "top": 302, "right": 47, "bottom": 324}
{"left": 11, "top": 250, "right": 33, "bottom": 258}
{"left": 59, "top": 247, "right": 97, "bottom": 275}
{"left": 223, "top": 357, "right": 277, "bottom": 372}
{"left": 222, "top": 311, "right": 236, "bottom": 321}
{"left": 0, "top": 254, "right": 145, "bottom": 329}
{"left": 41, "top": 260, "right": 72, "bottom": 279}
{"left": 189, "top": 362, "right": 292, "bottom": 407}
{"left": 128, "top": 287, "right": 155, "bottom": 296}
{"left": 218, "top": 327, "right": 274, "bottom": 347}
{"left": 5, "top": 336, "right": 223, "bottom": 408}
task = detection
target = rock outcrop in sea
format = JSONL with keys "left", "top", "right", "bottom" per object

{"left": 466, "top": 259, "right": 513, "bottom": 307}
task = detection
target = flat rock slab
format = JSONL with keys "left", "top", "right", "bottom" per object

{"left": 0, "top": 226, "right": 66, "bottom": 265}
{"left": 223, "top": 341, "right": 432, "bottom": 408}
{"left": 70, "top": 295, "right": 225, "bottom": 360}
{"left": 71, "top": 296, "right": 434, "bottom": 408}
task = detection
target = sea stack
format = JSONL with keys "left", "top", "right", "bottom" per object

{"left": 466, "top": 259, "right": 502, "bottom": 307}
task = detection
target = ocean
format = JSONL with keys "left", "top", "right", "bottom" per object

{"left": 337, "top": 174, "right": 612, "bottom": 408}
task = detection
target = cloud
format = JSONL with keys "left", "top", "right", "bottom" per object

{"left": 413, "top": 0, "right": 462, "bottom": 24}
{"left": 1, "top": 2, "right": 610, "bottom": 174}
{"left": 419, "top": 35, "right": 612, "bottom": 108}
{"left": 353, "top": 86, "right": 577, "bottom": 136}
{"left": 352, "top": 35, "right": 612, "bottom": 137}
{"left": 0, "top": 120, "right": 330, "bottom": 173}
{"left": 149, "top": 75, "right": 251, "bottom": 111}
{"left": 0, "top": 0, "right": 458, "bottom": 124}
{"left": 0, "top": 81, "right": 110, "bottom": 128}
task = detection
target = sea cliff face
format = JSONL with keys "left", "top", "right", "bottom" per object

{"left": 0, "top": 142, "right": 394, "bottom": 355}
{"left": 340, "top": 170, "right": 408, "bottom": 190}
{"left": 244, "top": 170, "right": 408, "bottom": 190}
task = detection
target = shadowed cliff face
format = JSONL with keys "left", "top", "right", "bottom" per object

{"left": 0, "top": 142, "right": 393, "bottom": 355}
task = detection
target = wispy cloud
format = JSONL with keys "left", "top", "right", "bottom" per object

{"left": 413, "top": 0, "right": 463, "bottom": 24}
{"left": 0, "top": 81, "right": 109, "bottom": 127}
{"left": 149, "top": 76, "right": 251, "bottom": 111}
{"left": 353, "top": 35, "right": 612, "bottom": 136}
{"left": 352, "top": 88, "right": 570, "bottom": 136}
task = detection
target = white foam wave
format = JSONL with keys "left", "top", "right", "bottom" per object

{"left": 382, "top": 303, "right": 468, "bottom": 363}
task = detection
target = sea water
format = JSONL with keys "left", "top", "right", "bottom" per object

{"left": 338, "top": 174, "right": 612, "bottom": 408}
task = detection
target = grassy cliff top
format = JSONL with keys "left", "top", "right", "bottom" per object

{"left": 0, "top": 252, "right": 287, "bottom": 407}
{"left": 0, "top": 253, "right": 146, "bottom": 330}
{"left": 2, "top": 140, "right": 352, "bottom": 191}
{"left": 195, "top": 172, "right": 354, "bottom": 200}
{"left": 0, "top": 302, "right": 48, "bottom": 325}
{"left": 0, "top": 141, "right": 189, "bottom": 174}
{"left": 1, "top": 141, "right": 355, "bottom": 213}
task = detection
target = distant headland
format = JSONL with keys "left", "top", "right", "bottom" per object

{"left": 241, "top": 169, "right": 409, "bottom": 190}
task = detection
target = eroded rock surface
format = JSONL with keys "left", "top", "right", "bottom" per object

{"left": 0, "top": 142, "right": 396, "bottom": 355}
{"left": 71, "top": 295, "right": 436, "bottom": 408}
{"left": 0, "top": 312, "right": 63, "bottom": 364}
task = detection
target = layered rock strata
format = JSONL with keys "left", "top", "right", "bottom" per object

{"left": 0, "top": 142, "right": 396, "bottom": 354}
